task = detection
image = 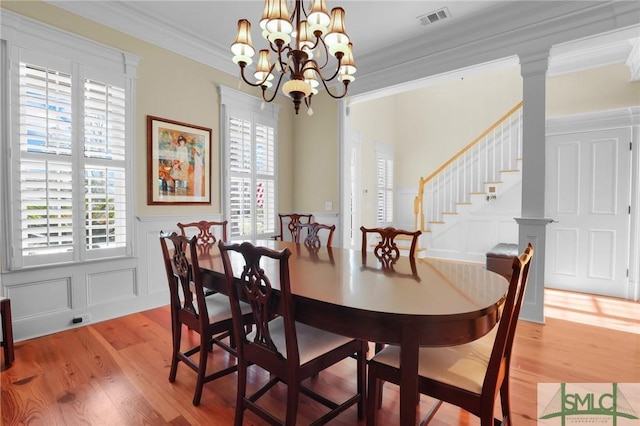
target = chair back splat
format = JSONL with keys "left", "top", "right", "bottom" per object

{"left": 295, "top": 222, "right": 336, "bottom": 249}
{"left": 360, "top": 226, "right": 422, "bottom": 267}
{"left": 177, "top": 220, "right": 228, "bottom": 245}
{"left": 366, "top": 243, "right": 534, "bottom": 426}
{"left": 274, "top": 213, "right": 313, "bottom": 242}
{"left": 219, "top": 240, "right": 366, "bottom": 426}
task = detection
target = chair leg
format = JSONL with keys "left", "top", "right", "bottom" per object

{"left": 357, "top": 342, "right": 366, "bottom": 420}
{"left": 373, "top": 342, "right": 385, "bottom": 408}
{"left": 1, "top": 299, "right": 15, "bottom": 368}
{"left": 366, "top": 368, "right": 381, "bottom": 426}
{"left": 285, "top": 380, "right": 300, "bottom": 426}
{"left": 235, "top": 359, "right": 247, "bottom": 426}
{"left": 169, "top": 317, "right": 181, "bottom": 382}
{"left": 480, "top": 406, "right": 496, "bottom": 426}
{"left": 192, "top": 338, "right": 209, "bottom": 406}
{"left": 500, "top": 380, "right": 512, "bottom": 425}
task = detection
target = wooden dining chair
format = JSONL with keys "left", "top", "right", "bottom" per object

{"left": 273, "top": 213, "right": 313, "bottom": 242}
{"left": 360, "top": 226, "right": 422, "bottom": 267}
{"left": 295, "top": 222, "right": 336, "bottom": 249}
{"left": 159, "top": 231, "right": 252, "bottom": 406}
{"left": 360, "top": 226, "right": 422, "bottom": 354}
{"left": 366, "top": 243, "right": 534, "bottom": 426}
{"left": 177, "top": 220, "right": 228, "bottom": 245}
{"left": 219, "top": 240, "right": 367, "bottom": 426}
{"left": 177, "top": 219, "right": 228, "bottom": 297}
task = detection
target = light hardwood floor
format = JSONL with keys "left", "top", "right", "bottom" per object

{"left": 1, "top": 288, "right": 639, "bottom": 425}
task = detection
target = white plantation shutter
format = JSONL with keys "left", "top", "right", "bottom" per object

{"left": 83, "top": 81, "right": 127, "bottom": 251}
{"left": 20, "top": 65, "right": 73, "bottom": 155}
{"left": 20, "top": 160, "right": 74, "bottom": 256}
{"left": 84, "top": 167, "right": 127, "bottom": 249}
{"left": 4, "top": 30, "right": 136, "bottom": 269}
{"left": 221, "top": 86, "right": 279, "bottom": 240}
{"left": 19, "top": 64, "right": 75, "bottom": 260}
{"left": 84, "top": 80, "right": 126, "bottom": 161}
{"left": 375, "top": 143, "right": 394, "bottom": 225}
{"left": 255, "top": 123, "right": 276, "bottom": 235}
{"left": 228, "top": 116, "right": 253, "bottom": 238}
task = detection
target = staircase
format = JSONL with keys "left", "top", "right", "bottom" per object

{"left": 414, "top": 102, "right": 523, "bottom": 251}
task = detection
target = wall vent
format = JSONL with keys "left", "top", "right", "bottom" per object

{"left": 417, "top": 7, "right": 451, "bottom": 26}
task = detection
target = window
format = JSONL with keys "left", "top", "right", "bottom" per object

{"left": 1, "top": 11, "right": 138, "bottom": 269}
{"left": 375, "top": 142, "right": 394, "bottom": 225}
{"left": 220, "top": 86, "right": 279, "bottom": 240}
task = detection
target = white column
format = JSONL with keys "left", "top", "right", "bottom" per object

{"left": 516, "top": 50, "right": 553, "bottom": 324}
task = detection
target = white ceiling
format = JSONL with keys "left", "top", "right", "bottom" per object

{"left": 45, "top": 0, "right": 639, "bottom": 97}
{"left": 47, "top": 1, "right": 504, "bottom": 56}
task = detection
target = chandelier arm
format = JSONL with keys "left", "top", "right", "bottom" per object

{"left": 261, "top": 71, "right": 287, "bottom": 103}
{"left": 291, "top": 0, "right": 302, "bottom": 27}
{"left": 317, "top": 77, "right": 350, "bottom": 99}
{"left": 300, "top": 0, "right": 309, "bottom": 18}
{"left": 238, "top": 63, "right": 266, "bottom": 88}
{"left": 307, "top": 53, "right": 344, "bottom": 84}
{"left": 268, "top": 43, "right": 293, "bottom": 75}
{"left": 311, "top": 37, "right": 331, "bottom": 69}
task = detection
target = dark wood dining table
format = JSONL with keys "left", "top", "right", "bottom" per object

{"left": 198, "top": 240, "right": 509, "bottom": 425}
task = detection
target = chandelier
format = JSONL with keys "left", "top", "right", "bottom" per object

{"left": 231, "top": 0, "right": 356, "bottom": 115}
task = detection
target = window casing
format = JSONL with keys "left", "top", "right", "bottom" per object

{"left": 1, "top": 11, "right": 138, "bottom": 270}
{"left": 220, "top": 86, "right": 279, "bottom": 240}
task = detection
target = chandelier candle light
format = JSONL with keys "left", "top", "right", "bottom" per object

{"left": 231, "top": 0, "right": 356, "bottom": 115}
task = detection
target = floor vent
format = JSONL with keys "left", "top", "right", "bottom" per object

{"left": 417, "top": 7, "right": 451, "bottom": 26}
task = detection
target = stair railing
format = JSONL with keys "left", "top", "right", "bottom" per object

{"left": 414, "top": 102, "right": 523, "bottom": 231}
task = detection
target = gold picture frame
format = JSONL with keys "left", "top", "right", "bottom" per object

{"left": 147, "top": 116, "right": 212, "bottom": 205}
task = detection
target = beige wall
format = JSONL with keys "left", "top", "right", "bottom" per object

{"left": 547, "top": 63, "right": 640, "bottom": 116}
{"left": 290, "top": 93, "right": 339, "bottom": 213}
{"left": 349, "top": 96, "right": 399, "bottom": 227}
{"left": 1, "top": 0, "right": 298, "bottom": 217}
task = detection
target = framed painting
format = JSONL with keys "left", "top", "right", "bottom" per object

{"left": 147, "top": 116, "right": 212, "bottom": 205}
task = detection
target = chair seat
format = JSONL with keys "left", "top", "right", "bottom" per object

{"left": 370, "top": 326, "right": 498, "bottom": 395}
{"left": 248, "top": 316, "right": 355, "bottom": 365}
{"left": 192, "top": 293, "right": 251, "bottom": 324}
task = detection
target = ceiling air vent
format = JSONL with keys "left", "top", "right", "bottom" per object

{"left": 417, "top": 7, "right": 451, "bottom": 26}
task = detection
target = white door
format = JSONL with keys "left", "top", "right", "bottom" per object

{"left": 545, "top": 128, "right": 632, "bottom": 298}
{"left": 342, "top": 131, "right": 362, "bottom": 249}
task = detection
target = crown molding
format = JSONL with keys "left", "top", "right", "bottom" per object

{"left": 44, "top": 0, "right": 236, "bottom": 76}
{"left": 627, "top": 38, "right": 640, "bottom": 81}
{"left": 547, "top": 106, "right": 640, "bottom": 134}
{"left": 43, "top": 1, "right": 639, "bottom": 98}
{"left": 1, "top": 9, "right": 140, "bottom": 73}
{"left": 351, "top": 1, "right": 639, "bottom": 96}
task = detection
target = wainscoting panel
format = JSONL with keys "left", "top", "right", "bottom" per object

{"left": 7, "top": 277, "right": 71, "bottom": 320}
{"left": 87, "top": 268, "right": 138, "bottom": 306}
